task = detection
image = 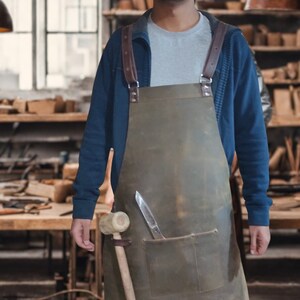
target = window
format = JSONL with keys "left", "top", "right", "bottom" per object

{"left": 0, "top": 0, "right": 33, "bottom": 90}
{"left": 0, "top": 0, "right": 101, "bottom": 90}
{"left": 46, "top": 0, "right": 99, "bottom": 88}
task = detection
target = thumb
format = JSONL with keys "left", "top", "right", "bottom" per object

{"left": 250, "top": 228, "right": 258, "bottom": 255}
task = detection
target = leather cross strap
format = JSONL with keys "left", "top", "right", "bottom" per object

{"left": 202, "top": 22, "right": 229, "bottom": 80}
{"left": 121, "top": 21, "right": 229, "bottom": 101}
{"left": 122, "top": 25, "right": 139, "bottom": 103}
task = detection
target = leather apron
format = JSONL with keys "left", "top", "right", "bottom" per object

{"left": 103, "top": 23, "right": 249, "bottom": 300}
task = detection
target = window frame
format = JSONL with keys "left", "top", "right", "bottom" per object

{"left": 33, "top": 0, "right": 103, "bottom": 89}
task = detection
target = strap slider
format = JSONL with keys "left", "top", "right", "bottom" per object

{"left": 128, "top": 81, "right": 139, "bottom": 90}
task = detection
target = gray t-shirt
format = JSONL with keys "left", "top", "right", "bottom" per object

{"left": 148, "top": 12, "right": 212, "bottom": 87}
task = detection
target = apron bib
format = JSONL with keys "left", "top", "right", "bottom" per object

{"left": 103, "top": 23, "right": 249, "bottom": 300}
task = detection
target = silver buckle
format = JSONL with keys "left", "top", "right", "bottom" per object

{"left": 200, "top": 75, "right": 212, "bottom": 97}
{"left": 128, "top": 81, "right": 140, "bottom": 103}
{"left": 128, "top": 81, "right": 139, "bottom": 90}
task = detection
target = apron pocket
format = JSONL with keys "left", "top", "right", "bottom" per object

{"left": 143, "top": 229, "right": 224, "bottom": 297}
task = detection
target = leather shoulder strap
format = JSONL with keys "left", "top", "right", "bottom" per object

{"left": 122, "top": 25, "right": 139, "bottom": 102}
{"left": 121, "top": 21, "right": 229, "bottom": 101}
{"left": 202, "top": 22, "right": 229, "bottom": 80}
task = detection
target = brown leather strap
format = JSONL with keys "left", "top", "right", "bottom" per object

{"left": 112, "top": 238, "right": 132, "bottom": 247}
{"left": 202, "top": 22, "right": 229, "bottom": 80}
{"left": 121, "top": 22, "right": 229, "bottom": 100}
{"left": 122, "top": 25, "right": 139, "bottom": 102}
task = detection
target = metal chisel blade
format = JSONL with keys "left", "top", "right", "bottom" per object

{"left": 135, "top": 191, "right": 165, "bottom": 239}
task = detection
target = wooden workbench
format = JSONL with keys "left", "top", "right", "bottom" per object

{"left": 0, "top": 202, "right": 109, "bottom": 230}
{"left": 0, "top": 202, "right": 110, "bottom": 298}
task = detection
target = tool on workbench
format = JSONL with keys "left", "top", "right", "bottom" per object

{"left": 0, "top": 196, "right": 51, "bottom": 215}
{"left": 100, "top": 212, "right": 135, "bottom": 300}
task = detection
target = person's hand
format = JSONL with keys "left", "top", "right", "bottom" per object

{"left": 249, "top": 225, "right": 270, "bottom": 255}
{"left": 71, "top": 219, "right": 95, "bottom": 252}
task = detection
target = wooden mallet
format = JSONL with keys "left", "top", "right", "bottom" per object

{"left": 99, "top": 212, "right": 136, "bottom": 300}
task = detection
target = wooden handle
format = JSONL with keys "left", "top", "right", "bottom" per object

{"left": 0, "top": 208, "right": 24, "bottom": 215}
{"left": 269, "top": 147, "right": 286, "bottom": 171}
{"left": 99, "top": 212, "right": 130, "bottom": 235}
{"left": 98, "top": 148, "right": 114, "bottom": 208}
{"left": 113, "top": 232, "right": 136, "bottom": 300}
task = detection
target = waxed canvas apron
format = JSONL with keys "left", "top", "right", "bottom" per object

{"left": 103, "top": 23, "right": 249, "bottom": 300}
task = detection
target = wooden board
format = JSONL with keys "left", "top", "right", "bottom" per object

{"left": 26, "top": 180, "right": 74, "bottom": 203}
{"left": 274, "top": 89, "right": 293, "bottom": 116}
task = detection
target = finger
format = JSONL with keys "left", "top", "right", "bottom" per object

{"left": 72, "top": 229, "right": 91, "bottom": 250}
{"left": 257, "top": 235, "right": 269, "bottom": 255}
{"left": 250, "top": 229, "right": 258, "bottom": 255}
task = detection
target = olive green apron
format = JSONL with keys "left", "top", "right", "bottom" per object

{"left": 103, "top": 23, "right": 249, "bottom": 300}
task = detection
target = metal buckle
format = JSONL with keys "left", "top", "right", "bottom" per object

{"left": 200, "top": 75, "right": 212, "bottom": 84}
{"left": 128, "top": 81, "right": 139, "bottom": 103}
{"left": 128, "top": 81, "right": 139, "bottom": 90}
{"left": 200, "top": 75, "right": 212, "bottom": 97}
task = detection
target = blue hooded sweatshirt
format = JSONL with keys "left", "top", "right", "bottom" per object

{"left": 72, "top": 10, "right": 272, "bottom": 226}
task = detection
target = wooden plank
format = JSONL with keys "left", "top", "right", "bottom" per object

{"left": 252, "top": 46, "right": 300, "bottom": 52}
{"left": 26, "top": 180, "right": 74, "bottom": 203}
{"left": 102, "top": 8, "right": 300, "bottom": 18}
{"left": 264, "top": 79, "right": 300, "bottom": 85}
{"left": 0, "top": 113, "right": 87, "bottom": 123}
{"left": 207, "top": 9, "right": 300, "bottom": 17}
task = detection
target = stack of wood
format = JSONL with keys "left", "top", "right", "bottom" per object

{"left": 0, "top": 95, "right": 76, "bottom": 115}
{"left": 262, "top": 61, "right": 300, "bottom": 83}
{"left": 26, "top": 179, "right": 74, "bottom": 203}
{"left": 269, "top": 137, "right": 300, "bottom": 173}
{"left": 117, "top": 0, "right": 153, "bottom": 10}
{"left": 0, "top": 99, "right": 18, "bottom": 114}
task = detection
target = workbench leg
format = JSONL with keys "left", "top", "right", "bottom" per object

{"left": 47, "top": 232, "right": 53, "bottom": 275}
{"left": 62, "top": 231, "right": 67, "bottom": 278}
{"left": 69, "top": 236, "right": 77, "bottom": 300}
{"left": 95, "top": 213, "right": 103, "bottom": 298}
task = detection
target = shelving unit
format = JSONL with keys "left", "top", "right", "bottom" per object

{"left": 0, "top": 113, "right": 87, "bottom": 123}
{"left": 0, "top": 112, "right": 87, "bottom": 181}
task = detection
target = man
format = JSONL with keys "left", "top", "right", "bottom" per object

{"left": 71, "top": 0, "right": 272, "bottom": 298}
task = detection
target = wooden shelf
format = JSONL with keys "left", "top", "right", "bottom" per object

{"left": 0, "top": 113, "right": 88, "bottom": 123}
{"left": 264, "top": 79, "right": 300, "bottom": 85}
{"left": 268, "top": 115, "right": 300, "bottom": 127}
{"left": 103, "top": 9, "right": 144, "bottom": 18}
{"left": 207, "top": 9, "right": 300, "bottom": 17}
{"left": 103, "top": 8, "right": 300, "bottom": 18}
{"left": 252, "top": 46, "right": 300, "bottom": 52}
